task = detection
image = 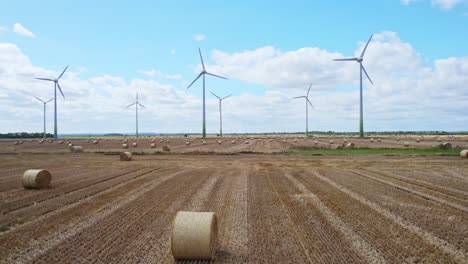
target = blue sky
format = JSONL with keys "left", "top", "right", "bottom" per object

{"left": 0, "top": 0, "right": 467, "bottom": 134}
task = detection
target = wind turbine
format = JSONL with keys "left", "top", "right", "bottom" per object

{"left": 127, "top": 92, "right": 146, "bottom": 138}
{"left": 333, "top": 34, "right": 374, "bottom": 138}
{"left": 33, "top": 96, "right": 53, "bottom": 139}
{"left": 187, "top": 48, "right": 227, "bottom": 139}
{"left": 35, "top": 65, "right": 68, "bottom": 140}
{"left": 210, "top": 91, "right": 231, "bottom": 137}
{"left": 293, "top": 84, "right": 315, "bottom": 137}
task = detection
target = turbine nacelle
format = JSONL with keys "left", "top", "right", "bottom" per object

{"left": 357, "top": 57, "right": 363, "bottom": 63}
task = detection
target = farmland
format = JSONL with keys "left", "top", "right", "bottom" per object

{"left": 1, "top": 142, "right": 467, "bottom": 263}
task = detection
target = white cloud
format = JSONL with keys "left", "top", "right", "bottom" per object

{"left": 138, "top": 69, "right": 182, "bottom": 80}
{"left": 401, "top": 0, "right": 468, "bottom": 9}
{"left": 171, "top": 48, "right": 177, "bottom": 55}
{"left": 12, "top": 23, "right": 35, "bottom": 38}
{"left": 194, "top": 34, "right": 206, "bottom": 42}
{"left": 1, "top": 33, "right": 467, "bottom": 134}
{"left": 0, "top": 26, "right": 7, "bottom": 33}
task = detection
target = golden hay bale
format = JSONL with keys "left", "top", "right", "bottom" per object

{"left": 163, "top": 145, "right": 171, "bottom": 152}
{"left": 329, "top": 140, "right": 334, "bottom": 144}
{"left": 132, "top": 142, "right": 138, "bottom": 147}
{"left": 122, "top": 143, "right": 128, "bottom": 149}
{"left": 13, "top": 141, "right": 18, "bottom": 145}
{"left": 22, "top": 169, "right": 51, "bottom": 189}
{"left": 69, "top": 146, "right": 83, "bottom": 153}
{"left": 345, "top": 142, "right": 355, "bottom": 149}
{"left": 404, "top": 142, "right": 410, "bottom": 148}
{"left": 120, "top": 151, "right": 132, "bottom": 161}
{"left": 439, "top": 142, "right": 452, "bottom": 149}
{"left": 171, "top": 211, "right": 218, "bottom": 260}
{"left": 150, "top": 143, "right": 156, "bottom": 148}
{"left": 460, "top": 150, "right": 468, "bottom": 158}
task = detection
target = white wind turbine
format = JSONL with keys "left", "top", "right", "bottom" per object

{"left": 293, "top": 84, "right": 315, "bottom": 137}
{"left": 33, "top": 96, "right": 53, "bottom": 139}
{"left": 210, "top": 91, "right": 231, "bottom": 137}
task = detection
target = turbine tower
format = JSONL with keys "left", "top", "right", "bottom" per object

{"left": 334, "top": 34, "right": 374, "bottom": 138}
{"left": 293, "top": 84, "right": 315, "bottom": 137}
{"left": 210, "top": 91, "right": 231, "bottom": 137}
{"left": 33, "top": 96, "right": 53, "bottom": 139}
{"left": 35, "top": 65, "right": 68, "bottom": 140}
{"left": 187, "top": 48, "right": 227, "bottom": 139}
{"left": 127, "top": 92, "right": 146, "bottom": 138}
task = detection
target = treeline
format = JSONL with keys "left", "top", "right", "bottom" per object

{"left": 0, "top": 132, "right": 53, "bottom": 139}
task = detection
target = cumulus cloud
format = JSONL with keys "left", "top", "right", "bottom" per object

{"left": 1, "top": 32, "right": 468, "bottom": 134}
{"left": 194, "top": 34, "right": 206, "bottom": 42}
{"left": 401, "top": 0, "right": 468, "bottom": 9}
{"left": 12, "top": 23, "right": 35, "bottom": 38}
{"left": 138, "top": 69, "right": 182, "bottom": 80}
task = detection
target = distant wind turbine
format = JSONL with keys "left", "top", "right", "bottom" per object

{"left": 293, "top": 84, "right": 315, "bottom": 137}
{"left": 35, "top": 65, "right": 68, "bottom": 140}
{"left": 187, "top": 48, "right": 227, "bottom": 139}
{"left": 210, "top": 91, "right": 231, "bottom": 137}
{"left": 127, "top": 92, "right": 146, "bottom": 138}
{"left": 33, "top": 96, "right": 53, "bottom": 139}
{"left": 333, "top": 34, "right": 374, "bottom": 138}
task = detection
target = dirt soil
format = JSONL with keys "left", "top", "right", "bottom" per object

{"left": 0, "top": 152, "right": 467, "bottom": 263}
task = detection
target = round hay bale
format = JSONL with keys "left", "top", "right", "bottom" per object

{"left": 120, "top": 151, "right": 132, "bottom": 161}
{"left": 329, "top": 140, "right": 334, "bottom": 144}
{"left": 68, "top": 143, "right": 74, "bottom": 147}
{"left": 163, "top": 145, "right": 171, "bottom": 152}
{"left": 171, "top": 211, "right": 218, "bottom": 260}
{"left": 22, "top": 169, "right": 51, "bottom": 189}
{"left": 396, "top": 137, "right": 400, "bottom": 141}
{"left": 217, "top": 140, "right": 222, "bottom": 145}
{"left": 202, "top": 140, "right": 207, "bottom": 145}
{"left": 245, "top": 140, "right": 249, "bottom": 144}
{"left": 314, "top": 141, "right": 318, "bottom": 146}
{"left": 345, "top": 142, "right": 355, "bottom": 149}
{"left": 13, "top": 141, "right": 18, "bottom": 145}
{"left": 150, "top": 143, "right": 156, "bottom": 148}
{"left": 404, "top": 142, "right": 410, "bottom": 148}
{"left": 370, "top": 138, "right": 374, "bottom": 143}
{"left": 151, "top": 138, "right": 156, "bottom": 143}
{"left": 122, "top": 143, "right": 128, "bottom": 149}
{"left": 18, "top": 140, "right": 23, "bottom": 144}
{"left": 86, "top": 139, "right": 90, "bottom": 143}
{"left": 92, "top": 140, "right": 98, "bottom": 145}
{"left": 69, "top": 146, "right": 83, "bottom": 153}
{"left": 377, "top": 139, "right": 381, "bottom": 143}
{"left": 185, "top": 141, "right": 190, "bottom": 145}
{"left": 460, "top": 150, "right": 468, "bottom": 158}
{"left": 58, "top": 140, "right": 64, "bottom": 144}
{"left": 132, "top": 142, "right": 138, "bottom": 147}
{"left": 123, "top": 139, "right": 128, "bottom": 143}
{"left": 438, "top": 138, "right": 442, "bottom": 142}
{"left": 439, "top": 142, "right": 452, "bottom": 149}
{"left": 231, "top": 140, "right": 235, "bottom": 144}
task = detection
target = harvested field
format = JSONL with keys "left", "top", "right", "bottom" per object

{"left": 0, "top": 152, "right": 467, "bottom": 263}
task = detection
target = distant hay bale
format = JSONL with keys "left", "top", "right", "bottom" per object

{"left": 329, "top": 140, "right": 334, "bottom": 144}
{"left": 185, "top": 141, "right": 190, "bottom": 145}
{"left": 123, "top": 139, "right": 128, "bottom": 143}
{"left": 120, "top": 151, "right": 132, "bottom": 161}
{"left": 58, "top": 140, "right": 64, "bottom": 144}
{"left": 92, "top": 140, "right": 98, "bottom": 145}
{"left": 68, "top": 143, "right": 74, "bottom": 147}
{"left": 416, "top": 138, "right": 421, "bottom": 143}
{"left": 217, "top": 140, "right": 222, "bottom": 145}
{"left": 231, "top": 140, "right": 235, "bottom": 144}
{"left": 13, "top": 141, "right": 18, "bottom": 145}
{"left": 163, "top": 145, "right": 171, "bottom": 152}
{"left": 245, "top": 141, "right": 249, "bottom": 144}
{"left": 396, "top": 137, "right": 400, "bottom": 141}
{"left": 439, "top": 142, "right": 452, "bottom": 149}
{"left": 18, "top": 140, "right": 23, "bottom": 144}
{"left": 22, "top": 169, "right": 52, "bottom": 189}
{"left": 171, "top": 211, "right": 218, "bottom": 260}
{"left": 86, "top": 139, "right": 90, "bottom": 143}
{"left": 377, "top": 139, "right": 381, "bottom": 142}
{"left": 150, "top": 143, "right": 156, "bottom": 148}
{"left": 460, "top": 150, "right": 468, "bottom": 158}
{"left": 370, "top": 138, "right": 374, "bottom": 143}
{"left": 28, "top": 139, "right": 32, "bottom": 143}
{"left": 404, "top": 142, "right": 410, "bottom": 148}
{"left": 294, "top": 139, "right": 297, "bottom": 143}
{"left": 345, "top": 142, "right": 355, "bottom": 149}
{"left": 69, "top": 146, "right": 83, "bottom": 153}
{"left": 202, "top": 141, "right": 207, "bottom": 145}
{"left": 269, "top": 139, "right": 273, "bottom": 142}
{"left": 122, "top": 143, "right": 128, "bottom": 149}
{"left": 151, "top": 138, "right": 156, "bottom": 143}
{"left": 132, "top": 142, "right": 137, "bottom": 147}
{"left": 314, "top": 141, "right": 318, "bottom": 146}
{"left": 437, "top": 138, "right": 442, "bottom": 142}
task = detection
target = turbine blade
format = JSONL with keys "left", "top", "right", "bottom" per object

{"left": 198, "top": 48, "right": 206, "bottom": 71}
{"left": 35, "top": 77, "right": 54, "bottom": 81}
{"left": 333, "top": 58, "right": 358, "bottom": 61}
{"left": 307, "top": 98, "right": 315, "bottom": 109}
{"left": 187, "top": 72, "right": 203, "bottom": 89}
{"left": 46, "top": 98, "right": 54, "bottom": 103}
{"left": 209, "top": 91, "right": 220, "bottom": 99}
{"left": 58, "top": 65, "right": 68, "bottom": 79}
{"left": 57, "top": 82, "right": 65, "bottom": 99}
{"left": 361, "top": 64, "right": 374, "bottom": 85}
{"left": 222, "top": 94, "right": 232, "bottom": 100}
{"left": 293, "top": 96, "right": 306, "bottom": 99}
{"left": 307, "top": 83, "right": 312, "bottom": 97}
{"left": 206, "top": 72, "right": 227, "bottom": 80}
{"left": 360, "top": 34, "right": 373, "bottom": 58}
{"left": 127, "top": 102, "right": 136, "bottom": 108}
{"left": 138, "top": 103, "right": 146, "bottom": 108}
{"left": 34, "top": 96, "right": 44, "bottom": 103}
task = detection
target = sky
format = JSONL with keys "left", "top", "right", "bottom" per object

{"left": 0, "top": 0, "right": 467, "bottom": 135}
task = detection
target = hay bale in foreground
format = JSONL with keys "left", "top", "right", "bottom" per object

{"left": 171, "top": 211, "right": 218, "bottom": 260}
{"left": 460, "top": 150, "right": 468, "bottom": 158}
{"left": 122, "top": 143, "right": 128, "bottom": 149}
{"left": 120, "top": 151, "right": 132, "bottom": 161}
{"left": 69, "top": 146, "right": 83, "bottom": 153}
{"left": 22, "top": 169, "right": 51, "bottom": 189}
{"left": 163, "top": 145, "right": 171, "bottom": 152}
